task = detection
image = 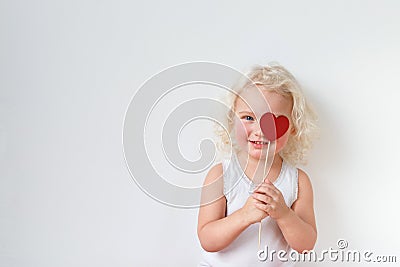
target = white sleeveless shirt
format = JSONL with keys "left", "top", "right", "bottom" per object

{"left": 199, "top": 153, "right": 299, "bottom": 267}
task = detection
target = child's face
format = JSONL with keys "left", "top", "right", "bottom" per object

{"left": 233, "top": 86, "right": 293, "bottom": 161}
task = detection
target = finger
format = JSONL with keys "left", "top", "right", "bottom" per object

{"left": 254, "top": 183, "right": 273, "bottom": 192}
{"left": 261, "top": 183, "right": 282, "bottom": 197}
{"left": 254, "top": 184, "right": 265, "bottom": 193}
{"left": 252, "top": 192, "right": 272, "bottom": 204}
{"left": 255, "top": 186, "right": 279, "bottom": 199}
{"left": 254, "top": 202, "right": 270, "bottom": 213}
{"left": 253, "top": 184, "right": 267, "bottom": 194}
{"left": 262, "top": 181, "right": 277, "bottom": 191}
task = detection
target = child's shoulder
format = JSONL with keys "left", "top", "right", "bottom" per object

{"left": 296, "top": 167, "right": 311, "bottom": 181}
{"left": 295, "top": 167, "right": 313, "bottom": 193}
{"left": 203, "top": 163, "right": 223, "bottom": 185}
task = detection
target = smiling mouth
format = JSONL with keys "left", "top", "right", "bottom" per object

{"left": 249, "top": 140, "right": 269, "bottom": 145}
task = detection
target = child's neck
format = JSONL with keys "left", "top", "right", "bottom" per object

{"left": 237, "top": 151, "right": 283, "bottom": 183}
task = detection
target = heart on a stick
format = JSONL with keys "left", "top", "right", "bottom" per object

{"left": 260, "top": 112, "right": 289, "bottom": 141}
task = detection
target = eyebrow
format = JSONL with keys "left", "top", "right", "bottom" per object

{"left": 238, "top": 111, "right": 255, "bottom": 115}
{"left": 238, "top": 110, "right": 288, "bottom": 117}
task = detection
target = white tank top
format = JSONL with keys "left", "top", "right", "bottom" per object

{"left": 199, "top": 153, "right": 299, "bottom": 267}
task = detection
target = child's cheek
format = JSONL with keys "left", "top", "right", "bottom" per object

{"left": 233, "top": 119, "right": 249, "bottom": 147}
{"left": 275, "top": 130, "right": 290, "bottom": 152}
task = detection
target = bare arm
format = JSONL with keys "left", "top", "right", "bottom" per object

{"left": 197, "top": 164, "right": 267, "bottom": 252}
{"left": 276, "top": 169, "right": 317, "bottom": 252}
{"left": 252, "top": 169, "right": 317, "bottom": 252}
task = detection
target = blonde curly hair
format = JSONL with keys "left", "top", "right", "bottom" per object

{"left": 214, "top": 63, "right": 318, "bottom": 166}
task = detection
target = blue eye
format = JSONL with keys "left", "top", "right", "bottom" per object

{"left": 244, "top": 116, "right": 254, "bottom": 121}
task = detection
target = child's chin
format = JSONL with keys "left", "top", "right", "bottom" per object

{"left": 247, "top": 151, "right": 267, "bottom": 160}
{"left": 237, "top": 146, "right": 268, "bottom": 160}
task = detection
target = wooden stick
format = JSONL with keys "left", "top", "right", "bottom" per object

{"left": 258, "top": 219, "right": 262, "bottom": 249}
{"left": 263, "top": 142, "right": 270, "bottom": 180}
{"left": 258, "top": 141, "right": 270, "bottom": 250}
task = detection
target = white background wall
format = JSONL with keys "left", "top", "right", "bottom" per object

{"left": 1, "top": 0, "right": 400, "bottom": 266}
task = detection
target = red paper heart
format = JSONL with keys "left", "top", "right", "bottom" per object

{"left": 260, "top": 112, "right": 289, "bottom": 141}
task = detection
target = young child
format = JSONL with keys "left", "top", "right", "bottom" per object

{"left": 197, "top": 63, "right": 318, "bottom": 266}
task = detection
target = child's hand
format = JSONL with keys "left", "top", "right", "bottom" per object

{"left": 240, "top": 194, "right": 269, "bottom": 225}
{"left": 252, "top": 180, "right": 290, "bottom": 220}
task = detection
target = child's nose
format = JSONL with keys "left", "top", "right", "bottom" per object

{"left": 253, "top": 122, "right": 264, "bottom": 136}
